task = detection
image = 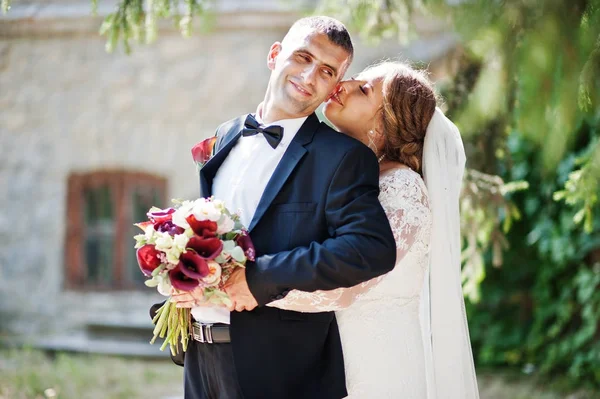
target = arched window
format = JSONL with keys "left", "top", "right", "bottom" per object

{"left": 65, "top": 171, "right": 167, "bottom": 289}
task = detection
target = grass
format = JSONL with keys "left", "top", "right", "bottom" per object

{"left": 0, "top": 349, "right": 597, "bottom": 399}
{"left": 0, "top": 348, "right": 183, "bottom": 399}
{"left": 477, "top": 370, "right": 596, "bottom": 399}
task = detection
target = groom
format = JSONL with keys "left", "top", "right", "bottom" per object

{"left": 174, "top": 16, "right": 396, "bottom": 399}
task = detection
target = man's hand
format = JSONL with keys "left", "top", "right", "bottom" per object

{"left": 171, "top": 287, "right": 212, "bottom": 308}
{"left": 224, "top": 268, "right": 258, "bottom": 312}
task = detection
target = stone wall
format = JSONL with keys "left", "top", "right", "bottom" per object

{"left": 0, "top": 2, "right": 458, "bottom": 339}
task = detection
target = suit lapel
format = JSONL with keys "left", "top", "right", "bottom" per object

{"left": 199, "top": 117, "right": 245, "bottom": 197}
{"left": 248, "top": 113, "right": 320, "bottom": 232}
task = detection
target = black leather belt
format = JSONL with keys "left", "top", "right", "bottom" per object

{"left": 191, "top": 322, "right": 231, "bottom": 344}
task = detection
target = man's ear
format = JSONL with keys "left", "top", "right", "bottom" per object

{"left": 337, "top": 59, "right": 351, "bottom": 81}
{"left": 267, "top": 42, "right": 282, "bottom": 71}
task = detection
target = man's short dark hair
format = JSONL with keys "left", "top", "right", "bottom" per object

{"left": 287, "top": 16, "right": 354, "bottom": 62}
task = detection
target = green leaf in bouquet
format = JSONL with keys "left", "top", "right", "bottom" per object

{"left": 171, "top": 198, "right": 186, "bottom": 207}
{"left": 210, "top": 290, "right": 233, "bottom": 306}
{"left": 148, "top": 206, "right": 163, "bottom": 213}
{"left": 144, "top": 278, "right": 159, "bottom": 287}
{"left": 230, "top": 246, "right": 247, "bottom": 263}
{"left": 202, "top": 289, "right": 216, "bottom": 303}
{"left": 220, "top": 296, "right": 233, "bottom": 308}
{"left": 133, "top": 234, "right": 147, "bottom": 248}
{"left": 208, "top": 296, "right": 222, "bottom": 305}
{"left": 214, "top": 254, "right": 226, "bottom": 264}
{"left": 151, "top": 264, "right": 166, "bottom": 277}
{"left": 233, "top": 219, "right": 244, "bottom": 230}
{"left": 222, "top": 240, "right": 236, "bottom": 252}
{"left": 224, "top": 232, "right": 237, "bottom": 241}
{"left": 201, "top": 288, "right": 229, "bottom": 306}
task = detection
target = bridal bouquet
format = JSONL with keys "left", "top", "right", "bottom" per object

{"left": 134, "top": 197, "right": 255, "bottom": 355}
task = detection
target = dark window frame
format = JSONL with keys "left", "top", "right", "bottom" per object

{"left": 65, "top": 170, "right": 167, "bottom": 290}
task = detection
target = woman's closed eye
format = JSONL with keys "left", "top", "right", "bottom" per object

{"left": 351, "top": 77, "right": 368, "bottom": 95}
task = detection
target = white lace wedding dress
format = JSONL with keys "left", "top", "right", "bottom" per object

{"left": 268, "top": 167, "right": 432, "bottom": 398}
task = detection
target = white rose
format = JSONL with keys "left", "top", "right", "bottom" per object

{"left": 154, "top": 232, "right": 174, "bottom": 252}
{"left": 173, "top": 233, "right": 189, "bottom": 252}
{"left": 216, "top": 215, "right": 235, "bottom": 235}
{"left": 201, "top": 261, "right": 222, "bottom": 286}
{"left": 172, "top": 201, "right": 194, "bottom": 229}
{"left": 212, "top": 199, "right": 226, "bottom": 211}
{"left": 157, "top": 274, "right": 173, "bottom": 296}
{"left": 192, "top": 200, "right": 221, "bottom": 222}
{"left": 166, "top": 248, "right": 182, "bottom": 265}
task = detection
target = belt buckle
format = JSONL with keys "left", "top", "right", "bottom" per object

{"left": 192, "top": 322, "right": 213, "bottom": 344}
{"left": 192, "top": 322, "right": 204, "bottom": 343}
{"left": 205, "top": 324, "right": 214, "bottom": 344}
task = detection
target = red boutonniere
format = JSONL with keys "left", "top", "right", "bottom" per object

{"left": 191, "top": 137, "right": 217, "bottom": 171}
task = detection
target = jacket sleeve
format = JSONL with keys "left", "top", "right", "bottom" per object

{"left": 267, "top": 175, "right": 431, "bottom": 312}
{"left": 246, "top": 143, "right": 397, "bottom": 306}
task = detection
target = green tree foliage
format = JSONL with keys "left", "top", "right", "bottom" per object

{"left": 467, "top": 123, "right": 600, "bottom": 388}
{"left": 96, "top": 0, "right": 214, "bottom": 53}
{"left": 1, "top": 0, "right": 214, "bottom": 53}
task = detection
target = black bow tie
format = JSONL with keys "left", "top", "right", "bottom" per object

{"left": 241, "top": 114, "right": 284, "bottom": 149}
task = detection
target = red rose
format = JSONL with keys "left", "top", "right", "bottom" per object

{"left": 191, "top": 137, "right": 217, "bottom": 167}
{"left": 136, "top": 244, "right": 162, "bottom": 276}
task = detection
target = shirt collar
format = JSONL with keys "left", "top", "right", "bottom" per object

{"left": 254, "top": 105, "right": 309, "bottom": 147}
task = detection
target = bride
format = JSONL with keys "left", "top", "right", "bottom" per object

{"left": 268, "top": 61, "right": 480, "bottom": 398}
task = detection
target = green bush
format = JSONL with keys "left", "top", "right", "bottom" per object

{"left": 467, "top": 119, "right": 600, "bottom": 389}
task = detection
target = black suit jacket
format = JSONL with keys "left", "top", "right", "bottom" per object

{"left": 193, "top": 113, "right": 396, "bottom": 399}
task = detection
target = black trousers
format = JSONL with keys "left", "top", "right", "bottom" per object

{"left": 184, "top": 339, "right": 245, "bottom": 399}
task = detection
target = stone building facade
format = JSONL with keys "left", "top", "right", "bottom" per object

{"left": 0, "top": 0, "right": 458, "bottom": 354}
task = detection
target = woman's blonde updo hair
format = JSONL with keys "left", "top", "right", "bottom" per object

{"left": 366, "top": 61, "right": 437, "bottom": 174}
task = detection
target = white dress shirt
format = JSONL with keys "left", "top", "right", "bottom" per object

{"left": 191, "top": 111, "right": 308, "bottom": 324}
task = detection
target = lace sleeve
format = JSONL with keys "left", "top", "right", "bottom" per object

{"left": 266, "top": 275, "right": 385, "bottom": 312}
{"left": 267, "top": 169, "right": 431, "bottom": 313}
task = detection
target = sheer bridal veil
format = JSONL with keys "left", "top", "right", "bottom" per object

{"left": 420, "top": 108, "right": 480, "bottom": 398}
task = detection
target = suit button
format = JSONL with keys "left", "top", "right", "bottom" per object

{"left": 275, "top": 294, "right": 284, "bottom": 300}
